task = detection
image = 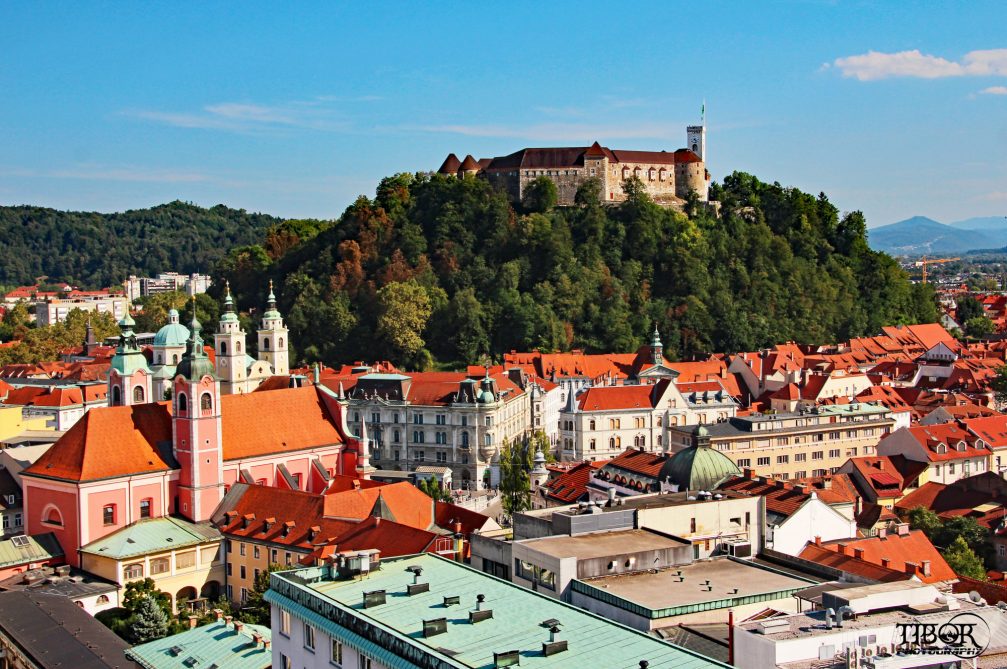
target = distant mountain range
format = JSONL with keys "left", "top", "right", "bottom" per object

{"left": 868, "top": 215, "right": 1007, "bottom": 255}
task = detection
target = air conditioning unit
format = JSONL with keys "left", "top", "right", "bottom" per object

{"left": 723, "top": 541, "right": 752, "bottom": 558}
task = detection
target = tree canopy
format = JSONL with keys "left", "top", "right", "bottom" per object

{"left": 213, "top": 171, "right": 937, "bottom": 369}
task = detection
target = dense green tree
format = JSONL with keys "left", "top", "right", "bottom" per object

{"left": 133, "top": 290, "right": 219, "bottom": 333}
{"left": 956, "top": 295, "right": 986, "bottom": 323}
{"left": 418, "top": 477, "right": 451, "bottom": 502}
{"left": 522, "top": 176, "right": 558, "bottom": 213}
{"left": 240, "top": 563, "right": 283, "bottom": 625}
{"left": 499, "top": 438, "right": 532, "bottom": 517}
{"left": 907, "top": 506, "right": 943, "bottom": 540}
{"left": 942, "top": 536, "right": 987, "bottom": 580}
{"left": 991, "top": 365, "right": 1007, "bottom": 406}
{"left": 965, "top": 316, "right": 996, "bottom": 338}
{"left": 376, "top": 281, "right": 433, "bottom": 368}
{"left": 128, "top": 595, "right": 170, "bottom": 643}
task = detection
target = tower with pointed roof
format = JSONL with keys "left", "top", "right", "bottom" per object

{"left": 108, "top": 312, "right": 152, "bottom": 406}
{"left": 215, "top": 283, "right": 249, "bottom": 395}
{"left": 650, "top": 326, "right": 664, "bottom": 366}
{"left": 173, "top": 299, "right": 224, "bottom": 522}
{"left": 257, "top": 281, "right": 289, "bottom": 376}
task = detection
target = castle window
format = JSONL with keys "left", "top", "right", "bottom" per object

{"left": 177, "top": 393, "right": 188, "bottom": 415}
{"left": 132, "top": 386, "right": 144, "bottom": 403}
{"left": 200, "top": 393, "right": 213, "bottom": 412}
{"left": 648, "top": 168, "right": 655, "bottom": 181}
{"left": 111, "top": 386, "right": 121, "bottom": 406}
{"left": 590, "top": 168, "right": 596, "bottom": 176}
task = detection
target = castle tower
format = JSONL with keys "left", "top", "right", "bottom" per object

{"left": 108, "top": 312, "right": 152, "bottom": 406}
{"left": 687, "top": 103, "right": 706, "bottom": 161}
{"left": 583, "top": 141, "right": 611, "bottom": 202}
{"left": 257, "top": 281, "right": 289, "bottom": 376}
{"left": 215, "top": 282, "right": 248, "bottom": 394}
{"left": 173, "top": 300, "right": 224, "bottom": 522}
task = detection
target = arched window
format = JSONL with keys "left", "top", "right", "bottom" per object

{"left": 111, "top": 386, "right": 121, "bottom": 406}
{"left": 96, "top": 595, "right": 109, "bottom": 605}
{"left": 278, "top": 337, "right": 284, "bottom": 349}
{"left": 236, "top": 341, "right": 242, "bottom": 352}
{"left": 132, "top": 386, "right": 144, "bottom": 403}
{"left": 43, "top": 506, "right": 63, "bottom": 527}
{"left": 177, "top": 393, "right": 188, "bottom": 415}
{"left": 220, "top": 342, "right": 227, "bottom": 355}
{"left": 123, "top": 563, "right": 143, "bottom": 579}
{"left": 609, "top": 437, "right": 616, "bottom": 449}
{"left": 263, "top": 339, "right": 269, "bottom": 350}
{"left": 172, "top": 353, "right": 179, "bottom": 364}
{"left": 200, "top": 393, "right": 213, "bottom": 412}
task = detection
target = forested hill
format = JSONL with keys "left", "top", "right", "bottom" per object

{"left": 215, "top": 172, "right": 939, "bottom": 368}
{"left": 0, "top": 201, "right": 283, "bottom": 288}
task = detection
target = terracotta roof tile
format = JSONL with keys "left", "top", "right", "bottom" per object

{"left": 812, "top": 530, "right": 955, "bottom": 583}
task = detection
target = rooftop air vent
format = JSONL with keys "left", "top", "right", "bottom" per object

{"left": 423, "top": 618, "right": 447, "bottom": 638}
{"left": 363, "top": 590, "right": 386, "bottom": 608}
{"left": 443, "top": 595, "right": 460, "bottom": 607}
{"left": 494, "top": 650, "right": 521, "bottom": 667}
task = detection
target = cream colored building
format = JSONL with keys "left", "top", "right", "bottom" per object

{"left": 668, "top": 404, "right": 895, "bottom": 480}
{"left": 79, "top": 516, "right": 224, "bottom": 612}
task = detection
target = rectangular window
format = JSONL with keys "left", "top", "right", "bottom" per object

{"left": 240, "top": 587, "right": 248, "bottom": 602}
{"left": 239, "top": 543, "right": 246, "bottom": 556}
{"left": 280, "top": 654, "right": 291, "bottom": 669}
{"left": 413, "top": 414, "right": 423, "bottom": 424}
{"left": 777, "top": 455, "right": 789, "bottom": 464}
{"left": 226, "top": 584, "right": 233, "bottom": 600}
{"left": 304, "top": 622, "right": 315, "bottom": 650}
{"left": 139, "top": 499, "right": 152, "bottom": 519}
{"left": 150, "top": 557, "right": 170, "bottom": 575}
{"left": 331, "top": 639, "right": 343, "bottom": 664}
{"left": 103, "top": 505, "right": 115, "bottom": 526}
{"left": 949, "top": 463, "right": 956, "bottom": 475}
{"left": 737, "top": 458, "right": 750, "bottom": 467}
{"left": 285, "top": 552, "right": 292, "bottom": 565}
{"left": 176, "top": 551, "right": 195, "bottom": 569}
{"left": 280, "top": 610, "right": 291, "bottom": 635}
{"left": 272, "top": 549, "right": 278, "bottom": 562}
{"left": 812, "top": 451, "right": 824, "bottom": 460}
{"left": 253, "top": 545, "right": 260, "bottom": 559}
{"left": 227, "top": 563, "right": 232, "bottom": 576}
{"left": 757, "top": 457, "right": 770, "bottom": 466}
{"left": 829, "top": 449, "right": 840, "bottom": 458}
{"left": 240, "top": 565, "right": 246, "bottom": 579}
{"left": 795, "top": 453, "right": 807, "bottom": 462}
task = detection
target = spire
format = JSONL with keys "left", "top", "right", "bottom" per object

{"left": 262, "top": 280, "right": 281, "bottom": 321}
{"left": 651, "top": 326, "right": 663, "bottom": 365}
{"left": 176, "top": 296, "right": 214, "bottom": 381}
{"left": 267, "top": 279, "right": 276, "bottom": 308}
{"left": 220, "top": 280, "right": 239, "bottom": 324}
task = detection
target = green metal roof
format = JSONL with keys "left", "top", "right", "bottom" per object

{"left": 266, "top": 554, "right": 727, "bottom": 669}
{"left": 0, "top": 532, "right": 63, "bottom": 568}
{"left": 660, "top": 444, "right": 741, "bottom": 491}
{"left": 126, "top": 620, "right": 270, "bottom": 669}
{"left": 80, "top": 517, "right": 220, "bottom": 560}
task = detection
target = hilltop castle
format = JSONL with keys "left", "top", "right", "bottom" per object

{"left": 438, "top": 124, "right": 709, "bottom": 207}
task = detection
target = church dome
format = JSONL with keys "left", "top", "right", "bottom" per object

{"left": 659, "top": 440, "right": 740, "bottom": 492}
{"left": 153, "top": 309, "right": 190, "bottom": 348}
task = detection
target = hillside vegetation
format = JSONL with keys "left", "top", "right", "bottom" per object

{"left": 0, "top": 201, "right": 284, "bottom": 288}
{"left": 216, "top": 172, "right": 938, "bottom": 368}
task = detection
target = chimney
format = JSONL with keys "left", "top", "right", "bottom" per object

{"left": 263, "top": 640, "right": 271, "bottom": 651}
{"left": 821, "top": 477, "right": 832, "bottom": 490}
{"left": 814, "top": 536, "right": 822, "bottom": 546}
{"left": 233, "top": 621, "right": 244, "bottom": 634}
{"left": 837, "top": 543, "right": 849, "bottom": 556}
{"left": 794, "top": 483, "right": 807, "bottom": 494}
{"left": 853, "top": 548, "right": 865, "bottom": 560}
{"left": 353, "top": 480, "right": 361, "bottom": 490}
{"left": 743, "top": 467, "right": 755, "bottom": 480}
{"left": 213, "top": 608, "right": 224, "bottom": 622}
{"left": 188, "top": 615, "right": 198, "bottom": 629}
{"left": 252, "top": 632, "right": 263, "bottom": 646}
{"left": 897, "top": 523, "right": 910, "bottom": 536}
{"left": 921, "top": 560, "right": 931, "bottom": 577}
{"left": 879, "top": 527, "right": 887, "bottom": 539}
{"left": 881, "top": 557, "right": 891, "bottom": 568}
{"left": 904, "top": 561, "right": 918, "bottom": 575}
{"left": 225, "top": 616, "right": 233, "bottom": 626}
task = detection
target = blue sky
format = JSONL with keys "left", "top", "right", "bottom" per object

{"left": 1, "top": 2, "right": 1005, "bottom": 227}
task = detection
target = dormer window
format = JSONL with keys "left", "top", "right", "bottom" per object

{"left": 936, "top": 443, "right": 947, "bottom": 454}
{"left": 957, "top": 441, "right": 967, "bottom": 452}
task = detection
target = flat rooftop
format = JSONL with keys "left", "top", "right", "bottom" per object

{"left": 267, "top": 554, "right": 725, "bottom": 668}
{"left": 575, "top": 558, "right": 814, "bottom": 615}
{"left": 520, "top": 529, "right": 688, "bottom": 559}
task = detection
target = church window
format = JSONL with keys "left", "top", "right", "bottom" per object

{"left": 133, "top": 386, "right": 144, "bottom": 403}
{"left": 156, "top": 354, "right": 162, "bottom": 364}
{"left": 173, "top": 354, "right": 179, "bottom": 364}
{"left": 220, "top": 342, "right": 227, "bottom": 355}
{"left": 263, "top": 340, "right": 269, "bottom": 350}
{"left": 177, "top": 393, "right": 188, "bottom": 415}
{"left": 111, "top": 386, "right": 121, "bottom": 406}
{"left": 139, "top": 498, "right": 152, "bottom": 519}
{"left": 102, "top": 504, "right": 116, "bottom": 526}
{"left": 236, "top": 341, "right": 242, "bottom": 352}
{"left": 278, "top": 337, "right": 284, "bottom": 349}
{"left": 200, "top": 393, "right": 213, "bottom": 412}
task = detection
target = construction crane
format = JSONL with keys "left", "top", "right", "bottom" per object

{"left": 919, "top": 256, "right": 959, "bottom": 285}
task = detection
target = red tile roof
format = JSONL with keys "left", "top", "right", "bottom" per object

{"left": 812, "top": 530, "right": 956, "bottom": 583}
{"left": 577, "top": 384, "right": 658, "bottom": 411}
{"left": 600, "top": 448, "right": 669, "bottom": 479}
{"left": 545, "top": 460, "right": 609, "bottom": 503}
{"left": 433, "top": 501, "right": 495, "bottom": 535}
{"left": 797, "top": 543, "right": 909, "bottom": 583}
{"left": 903, "top": 423, "right": 988, "bottom": 462}
{"left": 963, "top": 415, "right": 1007, "bottom": 449}
{"left": 323, "top": 482, "right": 433, "bottom": 530}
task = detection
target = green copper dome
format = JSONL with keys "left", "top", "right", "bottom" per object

{"left": 220, "top": 283, "right": 239, "bottom": 324}
{"left": 153, "top": 309, "right": 190, "bottom": 348}
{"left": 111, "top": 310, "right": 150, "bottom": 376}
{"left": 660, "top": 441, "right": 741, "bottom": 492}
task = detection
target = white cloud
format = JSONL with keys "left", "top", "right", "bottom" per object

{"left": 0, "top": 165, "right": 209, "bottom": 183}
{"left": 832, "top": 48, "right": 1007, "bottom": 81}
{"left": 980, "top": 86, "right": 1007, "bottom": 95}
{"left": 123, "top": 97, "right": 356, "bottom": 133}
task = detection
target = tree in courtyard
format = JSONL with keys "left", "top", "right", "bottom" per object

{"left": 942, "top": 536, "right": 987, "bottom": 580}
{"left": 128, "top": 595, "right": 170, "bottom": 643}
{"left": 907, "top": 506, "right": 942, "bottom": 542}
{"left": 122, "top": 577, "right": 171, "bottom": 615}
{"left": 965, "top": 316, "right": 996, "bottom": 338}
{"left": 241, "top": 563, "right": 284, "bottom": 625}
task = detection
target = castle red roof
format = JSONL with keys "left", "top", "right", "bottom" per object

{"left": 437, "top": 153, "right": 461, "bottom": 174}
{"left": 458, "top": 154, "right": 480, "bottom": 171}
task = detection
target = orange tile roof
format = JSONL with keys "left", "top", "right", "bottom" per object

{"left": 433, "top": 501, "right": 495, "bottom": 535}
{"left": 323, "top": 481, "right": 433, "bottom": 530}
{"left": 814, "top": 530, "right": 956, "bottom": 583}
{"left": 577, "top": 384, "right": 657, "bottom": 411}
{"left": 963, "top": 415, "right": 1007, "bottom": 449}
{"left": 905, "top": 423, "right": 988, "bottom": 462}
{"left": 545, "top": 460, "right": 609, "bottom": 503}
{"left": 718, "top": 475, "right": 815, "bottom": 516}
{"left": 600, "top": 448, "right": 668, "bottom": 479}
{"left": 797, "top": 543, "right": 909, "bottom": 583}
{"left": 24, "top": 385, "right": 347, "bottom": 483}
